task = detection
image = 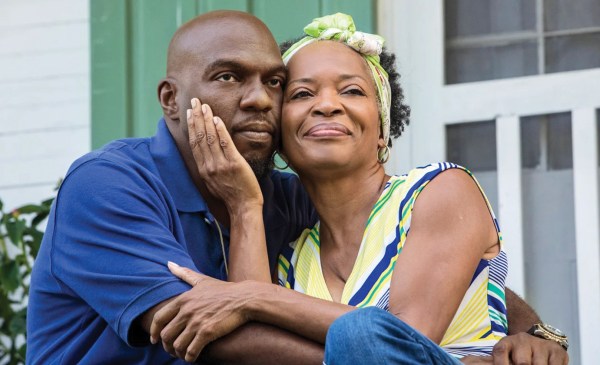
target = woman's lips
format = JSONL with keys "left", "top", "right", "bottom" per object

{"left": 304, "top": 123, "right": 351, "bottom": 137}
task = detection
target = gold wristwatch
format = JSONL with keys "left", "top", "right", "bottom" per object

{"left": 527, "top": 323, "right": 569, "bottom": 351}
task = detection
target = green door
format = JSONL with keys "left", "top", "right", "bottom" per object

{"left": 91, "top": 0, "right": 376, "bottom": 148}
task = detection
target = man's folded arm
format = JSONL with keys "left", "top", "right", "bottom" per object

{"left": 505, "top": 287, "right": 541, "bottom": 334}
{"left": 139, "top": 300, "right": 324, "bottom": 365}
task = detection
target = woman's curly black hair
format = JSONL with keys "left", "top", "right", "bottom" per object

{"left": 280, "top": 38, "right": 411, "bottom": 147}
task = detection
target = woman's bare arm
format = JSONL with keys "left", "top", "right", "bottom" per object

{"left": 387, "top": 169, "right": 498, "bottom": 343}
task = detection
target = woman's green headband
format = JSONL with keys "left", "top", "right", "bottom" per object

{"left": 282, "top": 13, "right": 392, "bottom": 152}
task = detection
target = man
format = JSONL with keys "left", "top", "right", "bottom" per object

{"left": 27, "top": 10, "right": 567, "bottom": 365}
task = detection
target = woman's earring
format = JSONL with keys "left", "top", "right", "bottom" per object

{"left": 377, "top": 145, "right": 390, "bottom": 164}
{"left": 272, "top": 152, "right": 290, "bottom": 170}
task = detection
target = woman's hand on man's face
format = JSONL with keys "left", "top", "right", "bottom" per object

{"left": 187, "top": 98, "right": 264, "bottom": 213}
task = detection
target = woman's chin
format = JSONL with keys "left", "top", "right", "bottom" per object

{"left": 291, "top": 153, "right": 356, "bottom": 176}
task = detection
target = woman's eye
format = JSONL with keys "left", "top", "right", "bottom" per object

{"left": 343, "top": 88, "right": 365, "bottom": 96}
{"left": 216, "top": 74, "right": 238, "bottom": 82}
{"left": 290, "top": 90, "right": 312, "bottom": 99}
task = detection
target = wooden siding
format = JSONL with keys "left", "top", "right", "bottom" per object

{"left": 0, "top": 0, "right": 90, "bottom": 210}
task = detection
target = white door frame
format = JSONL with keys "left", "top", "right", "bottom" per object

{"left": 379, "top": 1, "right": 600, "bottom": 363}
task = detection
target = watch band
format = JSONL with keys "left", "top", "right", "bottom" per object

{"left": 527, "top": 323, "right": 569, "bottom": 351}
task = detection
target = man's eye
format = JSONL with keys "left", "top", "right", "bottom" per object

{"left": 267, "top": 78, "right": 283, "bottom": 88}
{"left": 216, "top": 74, "right": 238, "bottom": 82}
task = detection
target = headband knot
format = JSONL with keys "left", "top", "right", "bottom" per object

{"left": 303, "top": 13, "right": 384, "bottom": 57}
{"left": 282, "top": 13, "right": 392, "bottom": 149}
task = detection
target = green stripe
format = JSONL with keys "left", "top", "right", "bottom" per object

{"left": 372, "top": 178, "right": 404, "bottom": 214}
{"left": 366, "top": 179, "right": 405, "bottom": 225}
{"left": 399, "top": 184, "right": 427, "bottom": 221}
{"left": 487, "top": 282, "right": 506, "bottom": 301}
{"left": 278, "top": 256, "right": 289, "bottom": 272}
{"left": 489, "top": 310, "right": 508, "bottom": 327}
{"left": 308, "top": 229, "right": 320, "bottom": 248}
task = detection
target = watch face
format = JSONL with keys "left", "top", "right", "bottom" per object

{"left": 542, "top": 323, "right": 566, "bottom": 337}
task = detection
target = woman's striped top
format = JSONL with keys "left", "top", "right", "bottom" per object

{"left": 277, "top": 162, "right": 508, "bottom": 358}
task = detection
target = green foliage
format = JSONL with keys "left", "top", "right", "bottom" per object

{"left": 0, "top": 196, "right": 54, "bottom": 365}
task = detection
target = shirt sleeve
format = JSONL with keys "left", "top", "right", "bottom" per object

{"left": 49, "top": 158, "right": 198, "bottom": 346}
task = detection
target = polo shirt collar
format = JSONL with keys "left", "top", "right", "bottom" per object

{"left": 150, "top": 118, "right": 208, "bottom": 213}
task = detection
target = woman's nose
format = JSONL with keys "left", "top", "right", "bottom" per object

{"left": 312, "top": 91, "right": 343, "bottom": 117}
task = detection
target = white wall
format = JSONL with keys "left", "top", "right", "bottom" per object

{"left": 0, "top": 0, "right": 90, "bottom": 211}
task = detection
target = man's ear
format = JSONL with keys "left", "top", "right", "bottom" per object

{"left": 158, "top": 78, "right": 179, "bottom": 120}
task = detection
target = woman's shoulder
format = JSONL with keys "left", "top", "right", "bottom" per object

{"left": 393, "top": 162, "right": 472, "bottom": 191}
{"left": 401, "top": 162, "right": 470, "bottom": 178}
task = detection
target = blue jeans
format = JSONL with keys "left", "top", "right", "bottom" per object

{"left": 324, "top": 307, "right": 462, "bottom": 365}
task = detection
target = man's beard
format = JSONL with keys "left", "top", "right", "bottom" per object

{"left": 247, "top": 156, "right": 274, "bottom": 180}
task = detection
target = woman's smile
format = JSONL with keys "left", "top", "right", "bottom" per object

{"left": 304, "top": 122, "right": 352, "bottom": 138}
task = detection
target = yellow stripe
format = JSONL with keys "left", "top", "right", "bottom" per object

{"left": 441, "top": 282, "right": 488, "bottom": 345}
{"left": 467, "top": 326, "right": 492, "bottom": 343}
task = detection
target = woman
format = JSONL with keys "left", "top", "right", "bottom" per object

{"left": 276, "top": 13, "right": 507, "bottom": 361}
{"left": 157, "top": 13, "right": 507, "bottom": 364}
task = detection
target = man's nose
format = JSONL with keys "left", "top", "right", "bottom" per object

{"left": 240, "top": 78, "right": 273, "bottom": 112}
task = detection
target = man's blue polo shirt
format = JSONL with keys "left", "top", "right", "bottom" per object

{"left": 26, "top": 119, "right": 315, "bottom": 364}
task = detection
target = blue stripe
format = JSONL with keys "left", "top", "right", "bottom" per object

{"left": 287, "top": 264, "right": 296, "bottom": 289}
{"left": 397, "top": 166, "right": 443, "bottom": 218}
{"left": 488, "top": 252, "right": 508, "bottom": 285}
{"left": 479, "top": 328, "right": 493, "bottom": 339}
{"left": 375, "top": 288, "right": 390, "bottom": 310}
{"left": 489, "top": 272, "right": 506, "bottom": 287}
{"left": 493, "top": 218, "right": 501, "bottom": 233}
{"left": 470, "top": 259, "right": 488, "bottom": 284}
{"left": 445, "top": 346, "right": 494, "bottom": 357}
{"left": 488, "top": 296, "right": 507, "bottom": 313}
{"left": 490, "top": 318, "right": 507, "bottom": 333}
{"left": 348, "top": 233, "right": 400, "bottom": 306}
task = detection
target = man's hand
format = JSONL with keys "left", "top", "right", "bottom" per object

{"left": 464, "top": 332, "right": 569, "bottom": 365}
{"left": 150, "top": 262, "right": 254, "bottom": 362}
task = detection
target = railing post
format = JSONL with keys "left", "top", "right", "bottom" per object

{"left": 572, "top": 107, "right": 600, "bottom": 364}
{"left": 496, "top": 115, "right": 526, "bottom": 296}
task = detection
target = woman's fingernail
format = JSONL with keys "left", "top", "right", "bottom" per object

{"left": 150, "top": 336, "right": 156, "bottom": 345}
{"left": 191, "top": 98, "right": 197, "bottom": 108}
{"left": 201, "top": 104, "right": 207, "bottom": 114}
{"left": 187, "top": 109, "right": 191, "bottom": 119}
{"left": 213, "top": 117, "right": 220, "bottom": 125}
{"left": 167, "top": 261, "right": 180, "bottom": 268}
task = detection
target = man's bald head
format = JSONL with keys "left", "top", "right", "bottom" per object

{"left": 166, "top": 11, "right": 277, "bottom": 78}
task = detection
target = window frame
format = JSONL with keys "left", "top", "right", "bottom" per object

{"left": 444, "top": 0, "right": 600, "bottom": 83}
